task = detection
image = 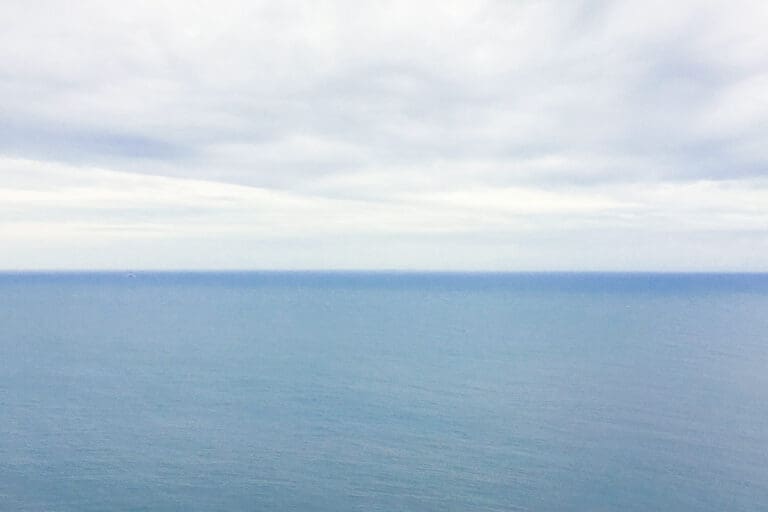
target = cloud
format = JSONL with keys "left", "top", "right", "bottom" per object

{"left": 1, "top": 155, "right": 766, "bottom": 269}
{"left": 0, "top": 0, "right": 766, "bottom": 269}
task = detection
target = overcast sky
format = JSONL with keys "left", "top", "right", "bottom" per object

{"left": 1, "top": 0, "right": 766, "bottom": 270}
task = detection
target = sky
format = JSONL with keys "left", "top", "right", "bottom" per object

{"left": 1, "top": 0, "right": 767, "bottom": 271}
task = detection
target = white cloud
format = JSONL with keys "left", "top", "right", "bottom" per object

{"left": 0, "top": 0, "right": 766, "bottom": 269}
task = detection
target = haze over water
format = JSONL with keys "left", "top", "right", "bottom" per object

{"left": 2, "top": 272, "right": 768, "bottom": 511}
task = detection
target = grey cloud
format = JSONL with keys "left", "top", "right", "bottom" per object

{"left": 3, "top": 0, "right": 765, "bottom": 189}
{"left": 0, "top": 117, "right": 190, "bottom": 163}
{"left": 1, "top": 0, "right": 767, "bottom": 269}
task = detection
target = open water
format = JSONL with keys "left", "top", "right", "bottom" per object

{"left": 1, "top": 272, "right": 767, "bottom": 511}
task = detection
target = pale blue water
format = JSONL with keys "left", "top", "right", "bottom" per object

{"left": 1, "top": 272, "right": 768, "bottom": 511}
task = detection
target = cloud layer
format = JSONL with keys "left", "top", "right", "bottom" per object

{"left": 1, "top": 0, "right": 767, "bottom": 269}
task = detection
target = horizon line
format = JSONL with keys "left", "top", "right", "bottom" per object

{"left": 1, "top": 269, "right": 768, "bottom": 275}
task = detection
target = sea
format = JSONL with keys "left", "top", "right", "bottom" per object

{"left": 1, "top": 272, "right": 767, "bottom": 511}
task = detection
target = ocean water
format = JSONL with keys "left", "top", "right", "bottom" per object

{"left": 1, "top": 272, "right": 768, "bottom": 512}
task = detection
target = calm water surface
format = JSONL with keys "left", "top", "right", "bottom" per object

{"left": 1, "top": 272, "right": 767, "bottom": 511}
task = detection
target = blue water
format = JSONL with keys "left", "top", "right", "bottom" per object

{"left": 1, "top": 272, "right": 768, "bottom": 511}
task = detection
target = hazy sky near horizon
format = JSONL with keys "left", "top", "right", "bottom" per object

{"left": 1, "top": 0, "right": 767, "bottom": 270}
